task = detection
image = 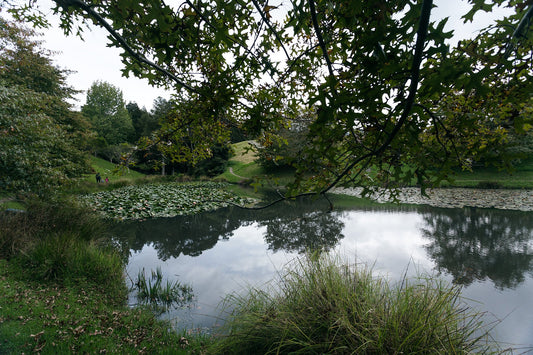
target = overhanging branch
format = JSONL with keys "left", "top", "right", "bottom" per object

{"left": 320, "top": 0, "right": 434, "bottom": 195}
{"left": 308, "top": 0, "right": 334, "bottom": 78}
{"left": 503, "top": 4, "right": 533, "bottom": 58}
{"left": 53, "top": 0, "right": 201, "bottom": 94}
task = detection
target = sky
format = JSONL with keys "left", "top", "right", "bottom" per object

{"left": 6, "top": 0, "right": 514, "bottom": 111}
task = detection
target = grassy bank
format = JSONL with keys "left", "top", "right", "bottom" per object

{"left": 0, "top": 198, "right": 210, "bottom": 354}
{"left": 442, "top": 159, "right": 533, "bottom": 189}
{"left": 0, "top": 262, "right": 203, "bottom": 354}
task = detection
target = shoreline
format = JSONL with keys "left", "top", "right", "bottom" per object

{"left": 332, "top": 187, "right": 533, "bottom": 211}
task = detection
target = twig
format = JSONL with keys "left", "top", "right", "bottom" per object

{"left": 53, "top": 0, "right": 200, "bottom": 94}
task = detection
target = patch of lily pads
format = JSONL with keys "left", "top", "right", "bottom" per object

{"left": 80, "top": 182, "right": 253, "bottom": 221}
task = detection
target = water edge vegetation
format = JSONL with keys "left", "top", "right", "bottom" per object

{"left": 1, "top": 193, "right": 509, "bottom": 353}
{"left": 2, "top": 152, "right": 529, "bottom": 353}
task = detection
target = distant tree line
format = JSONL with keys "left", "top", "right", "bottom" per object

{"left": 0, "top": 18, "right": 242, "bottom": 194}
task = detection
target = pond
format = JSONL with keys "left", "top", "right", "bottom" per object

{"left": 112, "top": 197, "right": 533, "bottom": 350}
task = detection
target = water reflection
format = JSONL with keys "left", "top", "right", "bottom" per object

{"left": 260, "top": 211, "right": 344, "bottom": 253}
{"left": 114, "top": 209, "right": 245, "bottom": 260}
{"left": 420, "top": 207, "right": 533, "bottom": 289}
{"left": 112, "top": 197, "right": 344, "bottom": 258}
{"left": 119, "top": 199, "right": 533, "bottom": 347}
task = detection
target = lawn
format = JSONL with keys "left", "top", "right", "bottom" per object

{"left": 86, "top": 156, "right": 145, "bottom": 183}
{"left": 443, "top": 159, "right": 533, "bottom": 189}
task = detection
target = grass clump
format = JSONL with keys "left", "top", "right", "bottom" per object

{"left": 0, "top": 198, "right": 107, "bottom": 260}
{"left": 134, "top": 267, "right": 194, "bottom": 315}
{"left": 213, "top": 254, "right": 497, "bottom": 354}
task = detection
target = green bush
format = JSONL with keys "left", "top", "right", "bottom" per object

{"left": 212, "top": 254, "right": 497, "bottom": 354}
{"left": 19, "top": 233, "right": 124, "bottom": 290}
{"left": 0, "top": 197, "right": 124, "bottom": 295}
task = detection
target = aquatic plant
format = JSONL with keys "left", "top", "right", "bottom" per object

{"left": 134, "top": 267, "right": 194, "bottom": 315}
{"left": 79, "top": 182, "right": 253, "bottom": 220}
{"left": 212, "top": 254, "right": 499, "bottom": 354}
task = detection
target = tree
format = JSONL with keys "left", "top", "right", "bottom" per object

{"left": 0, "top": 17, "right": 90, "bottom": 193}
{"left": 126, "top": 102, "right": 158, "bottom": 142}
{"left": 7, "top": 1, "right": 533, "bottom": 199}
{"left": 255, "top": 106, "right": 316, "bottom": 171}
{"left": 82, "top": 80, "right": 134, "bottom": 146}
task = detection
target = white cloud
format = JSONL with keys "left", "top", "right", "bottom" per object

{"left": 32, "top": 0, "right": 171, "bottom": 111}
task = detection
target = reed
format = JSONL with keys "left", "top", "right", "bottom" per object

{"left": 212, "top": 254, "right": 499, "bottom": 354}
{"left": 134, "top": 267, "right": 194, "bottom": 315}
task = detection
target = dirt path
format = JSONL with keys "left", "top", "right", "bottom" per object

{"left": 228, "top": 167, "right": 247, "bottom": 180}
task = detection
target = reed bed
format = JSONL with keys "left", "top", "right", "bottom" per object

{"left": 212, "top": 254, "right": 498, "bottom": 354}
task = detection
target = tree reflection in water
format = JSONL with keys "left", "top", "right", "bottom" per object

{"left": 420, "top": 206, "right": 533, "bottom": 289}
{"left": 259, "top": 211, "right": 344, "bottom": 253}
{"left": 111, "top": 197, "right": 345, "bottom": 260}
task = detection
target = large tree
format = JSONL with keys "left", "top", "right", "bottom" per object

{"left": 126, "top": 101, "right": 158, "bottom": 142}
{"left": 7, "top": 1, "right": 533, "bottom": 198}
{"left": 0, "top": 17, "right": 90, "bottom": 193}
{"left": 82, "top": 80, "right": 134, "bottom": 146}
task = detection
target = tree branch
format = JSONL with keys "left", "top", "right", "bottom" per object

{"left": 503, "top": 4, "right": 533, "bottom": 59}
{"left": 224, "top": 0, "right": 435, "bottom": 211}
{"left": 308, "top": 0, "right": 334, "bottom": 78}
{"left": 320, "top": 0, "right": 434, "bottom": 195}
{"left": 53, "top": 0, "right": 201, "bottom": 94}
{"left": 250, "top": 0, "right": 292, "bottom": 62}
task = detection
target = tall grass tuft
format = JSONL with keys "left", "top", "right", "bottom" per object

{"left": 18, "top": 232, "right": 125, "bottom": 296}
{"left": 1, "top": 197, "right": 126, "bottom": 300}
{"left": 0, "top": 197, "right": 107, "bottom": 259}
{"left": 212, "top": 254, "right": 498, "bottom": 354}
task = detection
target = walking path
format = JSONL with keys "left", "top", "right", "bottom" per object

{"left": 333, "top": 187, "right": 533, "bottom": 211}
{"left": 228, "top": 167, "right": 247, "bottom": 180}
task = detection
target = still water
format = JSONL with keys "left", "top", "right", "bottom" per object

{"left": 113, "top": 198, "right": 533, "bottom": 350}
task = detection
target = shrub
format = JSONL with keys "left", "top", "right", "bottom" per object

{"left": 0, "top": 198, "right": 106, "bottom": 259}
{"left": 17, "top": 232, "right": 125, "bottom": 298}
{"left": 212, "top": 254, "right": 497, "bottom": 354}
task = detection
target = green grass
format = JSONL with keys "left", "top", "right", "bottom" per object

{"left": 211, "top": 254, "right": 498, "bottom": 354}
{"left": 231, "top": 140, "right": 258, "bottom": 165}
{"left": 0, "top": 198, "right": 212, "bottom": 354}
{"left": 217, "top": 141, "right": 265, "bottom": 183}
{"left": 218, "top": 142, "right": 302, "bottom": 192}
{"left": 222, "top": 141, "right": 533, "bottom": 190}
{"left": 442, "top": 160, "right": 533, "bottom": 189}
{"left": 0, "top": 199, "right": 24, "bottom": 211}
{"left": 88, "top": 156, "right": 145, "bottom": 182}
{"left": 0, "top": 260, "right": 210, "bottom": 354}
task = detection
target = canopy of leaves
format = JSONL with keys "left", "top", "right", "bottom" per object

{"left": 82, "top": 80, "right": 134, "bottom": 146}
{"left": 0, "top": 18, "right": 90, "bottom": 193}
{"left": 126, "top": 102, "right": 158, "bottom": 142}
{"left": 7, "top": 0, "right": 533, "bottom": 197}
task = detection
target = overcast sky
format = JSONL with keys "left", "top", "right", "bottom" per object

{"left": 14, "top": 0, "right": 513, "bottom": 111}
